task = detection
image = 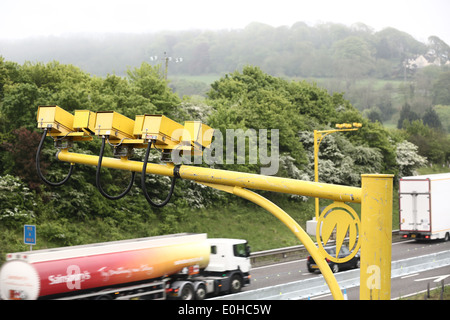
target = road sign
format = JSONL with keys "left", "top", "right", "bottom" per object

{"left": 316, "top": 202, "right": 361, "bottom": 263}
{"left": 24, "top": 225, "right": 36, "bottom": 246}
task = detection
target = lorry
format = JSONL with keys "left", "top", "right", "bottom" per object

{"left": 0, "top": 233, "right": 251, "bottom": 300}
{"left": 399, "top": 173, "right": 450, "bottom": 241}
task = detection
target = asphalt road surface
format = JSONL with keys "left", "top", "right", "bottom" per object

{"left": 245, "top": 239, "right": 450, "bottom": 300}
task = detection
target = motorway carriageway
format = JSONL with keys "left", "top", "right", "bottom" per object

{"left": 244, "top": 239, "right": 450, "bottom": 300}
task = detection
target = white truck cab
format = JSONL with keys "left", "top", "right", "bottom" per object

{"left": 169, "top": 238, "right": 251, "bottom": 299}
{"left": 206, "top": 238, "right": 251, "bottom": 274}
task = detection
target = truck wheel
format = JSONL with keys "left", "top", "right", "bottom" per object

{"left": 229, "top": 274, "right": 243, "bottom": 294}
{"left": 445, "top": 233, "right": 449, "bottom": 242}
{"left": 180, "top": 283, "right": 195, "bottom": 300}
{"left": 195, "top": 284, "right": 207, "bottom": 300}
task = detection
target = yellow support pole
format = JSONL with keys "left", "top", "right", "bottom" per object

{"left": 179, "top": 164, "right": 361, "bottom": 203}
{"left": 56, "top": 149, "right": 362, "bottom": 204}
{"left": 57, "top": 149, "right": 175, "bottom": 177}
{"left": 314, "top": 130, "right": 320, "bottom": 220}
{"left": 200, "top": 182, "right": 344, "bottom": 300}
{"left": 313, "top": 125, "right": 362, "bottom": 220}
{"left": 359, "top": 174, "right": 394, "bottom": 300}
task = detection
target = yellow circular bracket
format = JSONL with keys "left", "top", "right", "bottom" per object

{"left": 316, "top": 202, "right": 361, "bottom": 263}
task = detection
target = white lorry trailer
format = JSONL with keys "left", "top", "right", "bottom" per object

{"left": 399, "top": 173, "right": 450, "bottom": 241}
{"left": 0, "top": 233, "right": 251, "bottom": 300}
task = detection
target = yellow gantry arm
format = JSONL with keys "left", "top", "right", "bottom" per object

{"left": 56, "top": 149, "right": 361, "bottom": 204}
{"left": 199, "top": 182, "right": 345, "bottom": 300}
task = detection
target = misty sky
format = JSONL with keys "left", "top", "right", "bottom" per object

{"left": 0, "top": 0, "right": 449, "bottom": 44}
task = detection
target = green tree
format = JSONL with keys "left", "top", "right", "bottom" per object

{"left": 366, "top": 109, "right": 383, "bottom": 123}
{"left": 422, "top": 107, "right": 442, "bottom": 130}
{"left": 89, "top": 74, "right": 157, "bottom": 118}
{"left": 208, "top": 67, "right": 307, "bottom": 170}
{"left": 397, "top": 103, "right": 420, "bottom": 129}
{"left": 0, "top": 57, "right": 21, "bottom": 100}
{"left": 126, "top": 62, "right": 182, "bottom": 120}
{"left": 432, "top": 71, "right": 450, "bottom": 105}
{"left": 1, "top": 128, "right": 43, "bottom": 190}
{"left": 428, "top": 36, "right": 450, "bottom": 64}
{"left": 1, "top": 82, "right": 39, "bottom": 130}
{"left": 434, "top": 105, "right": 450, "bottom": 132}
{"left": 0, "top": 175, "right": 38, "bottom": 228}
{"left": 332, "top": 36, "right": 375, "bottom": 84}
{"left": 375, "top": 27, "right": 427, "bottom": 60}
{"left": 395, "top": 140, "right": 427, "bottom": 177}
{"left": 403, "top": 120, "right": 450, "bottom": 165}
{"left": 298, "top": 130, "right": 384, "bottom": 186}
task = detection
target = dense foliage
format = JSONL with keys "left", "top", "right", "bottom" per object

{"left": 0, "top": 57, "right": 434, "bottom": 259}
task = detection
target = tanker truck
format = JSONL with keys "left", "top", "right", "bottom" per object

{"left": 0, "top": 233, "right": 251, "bottom": 300}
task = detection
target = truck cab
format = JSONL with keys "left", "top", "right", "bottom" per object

{"left": 168, "top": 238, "right": 251, "bottom": 300}
{"left": 206, "top": 238, "right": 251, "bottom": 274}
{"left": 204, "top": 238, "right": 251, "bottom": 294}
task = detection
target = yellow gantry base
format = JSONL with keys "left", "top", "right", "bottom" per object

{"left": 360, "top": 174, "right": 394, "bottom": 300}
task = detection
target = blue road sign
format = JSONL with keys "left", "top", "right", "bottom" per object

{"left": 24, "top": 225, "right": 36, "bottom": 245}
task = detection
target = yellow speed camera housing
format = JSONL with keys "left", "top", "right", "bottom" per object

{"left": 180, "top": 121, "right": 214, "bottom": 154}
{"left": 141, "top": 115, "right": 184, "bottom": 149}
{"left": 95, "top": 111, "right": 135, "bottom": 140}
{"left": 73, "top": 110, "right": 96, "bottom": 134}
{"left": 37, "top": 105, "right": 74, "bottom": 136}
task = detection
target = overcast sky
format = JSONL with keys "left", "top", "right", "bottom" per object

{"left": 0, "top": 0, "right": 449, "bottom": 44}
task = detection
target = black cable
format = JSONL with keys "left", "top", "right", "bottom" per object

{"left": 141, "top": 140, "right": 177, "bottom": 207}
{"left": 36, "top": 128, "right": 74, "bottom": 187}
{"left": 96, "top": 136, "right": 135, "bottom": 200}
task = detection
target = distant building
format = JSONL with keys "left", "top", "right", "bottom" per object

{"left": 406, "top": 51, "right": 448, "bottom": 70}
{"left": 407, "top": 55, "right": 430, "bottom": 68}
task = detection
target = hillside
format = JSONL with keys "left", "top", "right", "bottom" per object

{"left": 1, "top": 21, "right": 449, "bottom": 128}
{"left": 1, "top": 22, "right": 448, "bottom": 78}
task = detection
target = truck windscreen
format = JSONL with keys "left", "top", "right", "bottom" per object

{"left": 233, "top": 243, "right": 250, "bottom": 257}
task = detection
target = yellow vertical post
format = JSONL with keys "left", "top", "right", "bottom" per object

{"left": 313, "top": 130, "right": 320, "bottom": 220}
{"left": 360, "top": 174, "right": 394, "bottom": 300}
